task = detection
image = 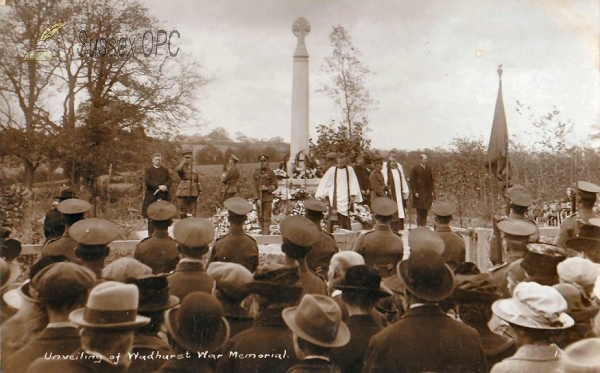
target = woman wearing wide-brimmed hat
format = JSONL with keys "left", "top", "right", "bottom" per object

{"left": 490, "top": 281, "right": 575, "bottom": 373}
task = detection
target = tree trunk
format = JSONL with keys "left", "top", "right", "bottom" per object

{"left": 23, "top": 158, "right": 37, "bottom": 190}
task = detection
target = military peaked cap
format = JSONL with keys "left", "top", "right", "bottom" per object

{"left": 280, "top": 216, "right": 320, "bottom": 247}
{"left": 303, "top": 198, "right": 328, "bottom": 213}
{"left": 431, "top": 201, "right": 457, "bottom": 217}
{"left": 173, "top": 218, "right": 215, "bottom": 247}
{"left": 224, "top": 197, "right": 253, "bottom": 215}
{"left": 70, "top": 218, "right": 119, "bottom": 246}
{"left": 57, "top": 199, "right": 92, "bottom": 215}
{"left": 147, "top": 201, "right": 177, "bottom": 221}
{"left": 371, "top": 197, "right": 398, "bottom": 216}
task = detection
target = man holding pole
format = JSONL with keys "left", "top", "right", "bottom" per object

{"left": 253, "top": 155, "right": 278, "bottom": 235}
{"left": 175, "top": 149, "right": 201, "bottom": 219}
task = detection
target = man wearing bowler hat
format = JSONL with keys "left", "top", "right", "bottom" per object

{"left": 352, "top": 197, "right": 404, "bottom": 278}
{"left": 175, "top": 149, "right": 201, "bottom": 219}
{"left": 70, "top": 218, "right": 119, "bottom": 278}
{"left": 167, "top": 218, "right": 215, "bottom": 300}
{"left": 142, "top": 153, "right": 173, "bottom": 235}
{"left": 5, "top": 262, "right": 96, "bottom": 373}
{"left": 555, "top": 181, "right": 600, "bottom": 249}
{"left": 330, "top": 265, "right": 392, "bottom": 373}
{"left": 363, "top": 249, "right": 487, "bottom": 373}
{"left": 283, "top": 294, "right": 350, "bottom": 373}
{"left": 208, "top": 197, "right": 259, "bottom": 272}
{"left": 281, "top": 216, "right": 329, "bottom": 296}
{"left": 134, "top": 201, "right": 179, "bottom": 274}
{"left": 489, "top": 218, "right": 538, "bottom": 298}
{"left": 160, "top": 292, "right": 230, "bottom": 373}
{"left": 25, "top": 281, "right": 150, "bottom": 373}
{"left": 253, "top": 154, "right": 278, "bottom": 235}
{"left": 44, "top": 188, "right": 76, "bottom": 240}
{"left": 125, "top": 275, "right": 179, "bottom": 373}
{"left": 304, "top": 197, "right": 339, "bottom": 276}
{"left": 218, "top": 263, "right": 303, "bottom": 373}
{"left": 432, "top": 201, "right": 466, "bottom": 270}
{"left": 41, "top": 198, "right": 91, "bottom": 263}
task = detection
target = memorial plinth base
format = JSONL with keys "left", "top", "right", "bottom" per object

{"left": 277, "top": 178, "right": 321, "bottom": 192}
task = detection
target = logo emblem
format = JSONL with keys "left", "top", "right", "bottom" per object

{"left": 23, "top": 22, "right": 65, "bottom": 61}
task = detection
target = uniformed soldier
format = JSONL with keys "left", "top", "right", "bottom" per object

{"left": 40, "top": 198, "right": 91, "bottom": 263}
{"left": 208, "top": 197, "right": 259, "bottom": 273}
{"left": 281, "top": 215, "right": 329, "bottom": 296}
{"left": 489, "top": 218, "right": 537, "bottom": 298}
{"left": 134, "top": 201, "right": 180, "bottom": 274}
{"left": 432, "top": 201, "right": 466, "bottom": 270}
{"left": 43, "top": 188, "right": 76, "bottom": 240}
{"left": 167, "top": 217, "right": 215, "bottom": 300}
{"left": 555, "top": 181, "right": 600, "bottom": 249}
{"left": 490, "top": 187, "right": 540, "bottom": 264}
{"left": 252, "top": 154, "right": 278, "bottom": 235}
{"left": 70, "top": 217, "right": 119, "bottom": 278}
{"left": 352, "top": 197, "right": 404, "bottom": 277}
{"left": 303, "top": 197, "right": 339, "bottom": 276}
{"left": 221, "top": 154, "right": 241, "bottom": 202}
{"left": 565, "top": 218, "right": 600, "bottom": 263}
{"left": 175, "top": 149, "right": 201, "bottom": 219}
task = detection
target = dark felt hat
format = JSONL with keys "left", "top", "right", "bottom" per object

{"left": 0, "top": 239, "right": 22, "bottom": 261}
{"left": 55, "top": 189, "right": 76, "bottom": 200}
{"left": 371, "top": 197, "right": 398, "bottom": 217}
{"left": 165, "top": 292, "right": 229, "bottom": 353}
{"left": 431, "top": 201, "right": 457, "bottom": 217}
{"left": 126, "top": 275, "right": 179, "bottom": 312}
{"left": 246, "top": 263, "right": 302, "bottom": 301}
{"left": 147, "top": 201, "right": 177, "bottom": 221}
{"left": 303, "top": 198, "right": 327, "bottom": 213}
{"left": 224, "top": 197, "right": 253, "bottom": 216}
{"left": 452, "top": 269, "right": 502, "bottom": 303}
{"left": 57, "top": 199, "right": 92, "bottom": 215}
{"left": 565, "top": 219, "right": 600, "bottom": 252}
{"left": 69, "top": 218, "right": 119, "bottom": 246}
{"left": 334, "top": 265, "right": 392, "bottom": 299}
{"left": 397, "top": 249, "right": 454, "bottom": 302}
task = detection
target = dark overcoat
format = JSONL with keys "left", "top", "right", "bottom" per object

{"left": 330, "top": 314, "right": 383, "bottom": 373}
{"left": 410, "top": 164, "right": 434, "bottom": 209}
{"left": 362, "top": 305, "right": 487, "bottom": 373}
{"left": 43, "top": 208, "right": 64, "bottom": 240}
{"left": 369, "top": 170, "right": 386, "bottom": 198}
{"left": 143, "top": 166, "right": 172, "bottom": 218}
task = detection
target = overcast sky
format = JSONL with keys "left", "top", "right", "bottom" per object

{"left": 125, "top": 1, "right": 599, "bottom": 149}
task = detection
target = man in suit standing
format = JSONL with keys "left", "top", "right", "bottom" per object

{"left": 410, "top": 154, "right": 435, "bottom": 227}
{"left": 143, "top": 153, "right": 172, "bottom": 235}
{"left": 352, "top": 153, "right": 371, "bottom": 206}
{"left": 363, "top": 248, "right": 487, "bottom": 373}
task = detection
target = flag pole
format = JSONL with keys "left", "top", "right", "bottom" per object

{"left": 498, "top": 65, "right": 510, "bottom": 216}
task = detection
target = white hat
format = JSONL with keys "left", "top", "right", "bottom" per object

{"left": 492, "top": 281, "right": 574, "bottom": 329}
{"left": 557, "top": 257, "right": 600, "bottom": 288}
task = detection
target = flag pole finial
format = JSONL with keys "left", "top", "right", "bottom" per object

{"left": 497, "top": 64, "right": 503, "bottom": 77}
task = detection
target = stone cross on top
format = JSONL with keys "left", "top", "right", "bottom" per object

{"left": 292, "top": 17, "right": 310, "bottom": 57}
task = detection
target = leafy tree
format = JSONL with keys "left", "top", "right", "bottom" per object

{"left": 318, "top": 25, "right": 377, "bottom": 138}
{"left": 196, "top": 144, "right": 224, "bottom": 165}
{"left": 310, "top": 119, "right": 371, "bottom": 162}
{"left": 206, "top": 127, "right": 232, "bottom": 142}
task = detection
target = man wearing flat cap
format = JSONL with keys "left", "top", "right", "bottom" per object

{"left": 555, "top": 181, "right": 600, "bottom": 249}
{"left": 432, "top": 201, "right": 466, "bottom": 270}
{"left": 489, "top": 218, "right": 538, "bottom": 298}
{"left": 143, "top": 153, "right": 173, "bottom": 235}
{"left": 363, "top": 249, "right": 487, "bottom": 373}
{"left": 208, "top": 197, "right": 259, "bottom": 272}
{"left": 167, "top": 218, "right": 215, "bottom": 300}
{"left": 221, "top": 154, "right": 241, "bottom": 203}
{"left": 26, "top": 281, "right": 150, "bottom": 373}
{"left": 175, "top": 149, "right": 202, "bottom": 219}
{"left": 40, "top": 198, "right": 91, "bottom": 263}
{"left": 303, "top": 197, "right": 339, "bottom": 276}
{"left": 353, "top": 197, "right": 404, "bottom": 278}
{"left": 5, "top": 262, "right": 96, "bottom": 373}
{"left": 43, "top": 188, "right": 76, "bottom": 240}
{"left": 253, "top": 154, "right": 278, "bottom": 235}
{"left": 218, "top": 263, "right": 302, "bottom": 373}
{"left": 207, "top": 262, "right": 254, "bottom": 337}
{"left": 281, "top": 216, "right": 329, "bottom": 296}
{"left": 134, "top": 201, "right": 179, "bottom": 274}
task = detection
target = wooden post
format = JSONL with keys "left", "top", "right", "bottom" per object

{"left": 106, "top": 163, "right": 113, "bottom": 218}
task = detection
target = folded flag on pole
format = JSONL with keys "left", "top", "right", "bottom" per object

{"left": 487, "top": 64, "right": 509, "bottom": 181}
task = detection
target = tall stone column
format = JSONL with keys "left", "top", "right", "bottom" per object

{"left": 289, "top": 17, "right": 311, "bottom": 175}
